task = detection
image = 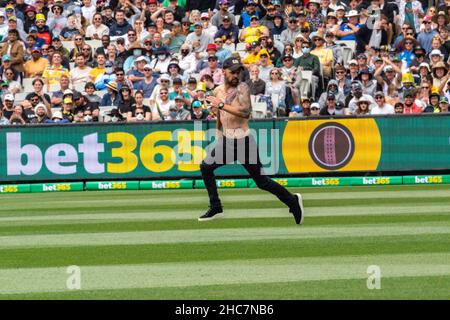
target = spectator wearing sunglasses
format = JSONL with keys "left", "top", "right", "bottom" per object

{"left": 417, "top": 16, "right": 439, "bottom": 54}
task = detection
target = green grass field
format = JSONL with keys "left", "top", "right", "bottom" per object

{"left": 0, "top": 184, "right": 449, "bottom": 299}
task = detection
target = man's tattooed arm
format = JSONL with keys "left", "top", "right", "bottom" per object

{"left": 223, "top": 83, "right": 252, "bottom": 119}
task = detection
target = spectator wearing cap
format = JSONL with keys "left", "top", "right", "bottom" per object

{"left": 6, "top": 16, "right": 27, "bottom": 42}
{"left": 402, "top": 89, "right": 422, "bottom": 113}
{"left": 109, "top": 9, "right": 133, "bottom": 41}
{"left": 280, "top": 15, "right": 302, "bottom": 46}
{"left": 294, "top": 40, "right": 320, "bottom": 99}
{"left": 190, "top": 99, "right": 210, "bottom": 120}
{"left": 24, "top": 6, "right": 37, "bottom": 33}
{"left": 357, "top": 68, "right": 377, "bottom": 97}
{"left": 47, "top": 1, "right": 67, "bottom": 38}
{"left": 347, "top": 81, "right": 377, "bottom": 114}
{"left": 211, "top": 0, "right": 236, "bottom": 28}
{"left": 336, "top": 10, "right": 362, "bottom": 41}
{"left": 399, "top": 0, "right": 423, "bottom": 34}
{"left": 34, "top": 13, "right": 52, "bottom": 45}
{"left": 238, "top": 1, "right": 260, "bottom": 29}
{"left": 319, "top": 93, "right": 339, "bottom": 116}
{"left": 163, "top": 21, "right": 187, "bottom": 55}
{"left": 409, "top": 46, "right": 429, "bottom": 73}
{"left": 246, "top": 64, "right": 266, "bottom": 96}
{"left": 306, "top": 0, "right": 325, "bottom": 32}
{"left": 214, "top": 15, "right": 240, "bottom": 45}
{"left": 171, "top": 95, "right": 191, "bottom": 121}
{"left": 199, "top": 55, "right": 224, "bottom": 86}
{"left": 310, "top": 102, "right": 321, "bottom": 116}
{"left": 127, "top": 56, "right": 149, "bottom": 86}
{"left": 101, "top": 81, "right": 120, "bottom": 107}
{"left": 200, "top": 12, "right": 218, "bottom": 39}
{"left": 269, "top": 12, "right": 286, "bottom": 43}
{"left": 168, "top": 61, "right": 186, "bottom": 83}
{"left": 134, "top": 64, "right": 158, "bottom": 98}
{"left": 150, "top": 86, "right": 175, "bottom": 120}
{"left": 150, "top": 47, "right": 171, "bottom": 74}
{"left": 24, "top": 47, "right": 49, "bottom": 78}
{"left": 370, "top": 91, "right": 395, "bottom": 114}
{"left": 70, "top": 53, "right": 92, "bottom": 87}
{"left": 257, "top": 51, "right": 273, "bottom": 82}
{"left": 429, "top": 49, "right": 445, "bottom": 68}
{"left": 374, "top": 57, "right": 402, "bottom": 97}
{"left": 0, "top": 29, "right": 24, "bottom": 75}
{"left": 318, "top": 79, "right": 345, "bottom": 108}
{"left": 1, "top": 93, "right": 15, "bottom": 119}
{"left": 439, "top": 96, "right": 449, "bottom": 113}
{"left": 178, "top": 43, "right": 197, "bottom": 76}
{"left": 243, "top": 40, "right": 272, "bottom": 67}
{"left": 417, "top": 16, "right": 439, "bottom": 54}
{"left": 240, "top": 15, "right": 269, "bottom": 44}
{"left": 51, "top": 36, "right": 70, "bottom": 61}
{"left": 30, "top": 103, "right": 51, "bottom": 124}
{"left": 186, "top": 20, "right": 214, "bottom": 54}
{"left": 355, "top": 14, "right": 389, "bottom": 55}
{"left": 73, "top": 91, "right": 100, "bottom": 120}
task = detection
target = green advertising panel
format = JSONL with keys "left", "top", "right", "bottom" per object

{"left": 248, "top": 177, "right": 302, "bottom": 188}
{"left": 350, "top": 176, "right": 403, "bottom": 186}
{"left": 140, "top": 180, "right": 193, "bottom": 189}
{"left": 30, "top": 182, "right": 84, "bottom": 192}
{"left": 0, "top": 184, "right": 30, "bottom": 193}
{"left": 85, "top": 181, "right": 140, "bottom": 190}
{"left": 402, "top": 175, "right": 450, "bottom": 185}
{"left": 195, "top": 179, "right": 248, "bottom": 189}
{"left": 299, "top": 177, "right": 352, "bottom": 187}
{"left": 1, "top": 116, "right": 450, "bottom": 182}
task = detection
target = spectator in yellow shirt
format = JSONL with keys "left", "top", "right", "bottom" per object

{"left": 90, "top": 53, "right": 107, "bottom": 83}
{"left": 240, "top": 16, "right": 269, "bottom": 44}
{"left": 310, "top": 34, "right": 333, "bottom": 79}
{"left": 24, "top": 47, "right": 49, "bottom": 78}
{"left": 42, "top": 52, "right": 69, "bottom": 90}
{"left": 243, "top": 40, "right": 273, "bottom": 67}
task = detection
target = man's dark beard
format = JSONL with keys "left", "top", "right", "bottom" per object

{"left": 226, "top": 77, "right": 240, "bottom": 87}
{"left": 405, "top": 101, "right": 413, "bottom": 107}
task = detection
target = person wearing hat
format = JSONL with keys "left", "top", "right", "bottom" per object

{"left": 100, "top": 81, "right": 120, "bottom": 107}
{"left": 357, "top": 68, "right": 377, "bottom": 96}
{"left": 134, "top": 64, "right": 157, "bottom": 99}
{"left": 214, "top": 14, "right": 240, "bottom": 45}
{"left": 432, "top": 11, "right": 450, "bottom": 29}
{"left": 200, "top": 12, "right": 218, "bottom": 40}
{"left": 23, "top": 47, "right": 49, "bottom": 78}
{"left": 402, "top": 88, "right": 422, "bottom": 113}
{"left": 238, "top": 0, "right": 260, "bottom": 29}
{"left": 370, "top": 91, "right": 395, "bottom": 114}
{"left": 336, "top": 10, "right": 362, "bottom": 41}
{"left": 24, "top": 6, "right": 37, "bottom": 34}
{"left": 148, "top": 73, "right": 171, "bottom": 103}
{"left": 211, "top": 0, "right": 236, "bottom": 29}
{"left": 162, "top": 20, "right": 187, "bottom": 55}
{"left": 240, "top": 14, "right": 270, "bottom": 44}
{"left": 47, "top": 1, "right": 67, "bottom": 38}
{"left": 373, "top": 57, "right": 402, "bottom": 97}
{"left": 432, "top": 61, "right": 450, "bottom": 92}
{"left": 48, "top": 110, "right": 69, "bottom": 123}
{"left": 409, "top": 46, "right": 429, "bottom": 74}
{"left": 280, "top": 15, "right": 302, "bottom": 45}
{"left": 169, "top": 95, "right": 191, "bottom": 121}
{"left": 310, "top": 33, "right": 333, "bottom": 78}
{"left": 417, "top": 15, "right": 439, "bottom": 54}
{"left": 198, "top": 57, "right": 304, "bottom": 224}
{"left": 242, "top": 40, "right": 272, "bottom": 67}
{"left": 0, "top": 29, "right": 24, "bottom": 75}
{"left": 310, "top": 102, "right": 321, "bottom": 116}
{"left": 199, "top": 54, "right": 224, "bottom": 86}
{"left": 31, "top": 103, "right": 50, "bottom": 124}
{"left": 294, "top": 40, "right": 320, "bottom": 99}
{"left": 318, "top": 79, "right": 345, "bottom": 108}
{"left": 438, "top": 96, "right": 449, "bottom": 113}
{"left": 260, "top": 5, "right": 281, "bottom": 30}
{"left": 354, "top": 96, "right": 371, "bottom": 115}
{"left": 318, "top": 92, "right": 339, "bottom": 116}
{"left": 347, "top": 80, "right": 376, "bottom": 114}
{"left": 185, "top": 20, "right": 214, "bottom": 54}
{"left": 306, "top": 0, "right": 325, "bottom": 32}
{"left": 34, "top": 13, "right": 52, "bottom": 45}
{"left": 424, "top": 91, "right": 442, "bottom": 113}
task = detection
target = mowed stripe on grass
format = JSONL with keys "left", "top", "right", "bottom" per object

{"left": 0, "top": 184, "right": 449, "bottom": 299}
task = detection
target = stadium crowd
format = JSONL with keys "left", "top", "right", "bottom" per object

{"left": 0, "top": 0, "right": 449, "bottom": 124}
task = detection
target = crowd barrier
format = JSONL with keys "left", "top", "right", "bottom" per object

{"left": 1, "top": 174, "right": 450, "bottom": 194}
{"left": 1, "top": 114, "right": 450, "bottom": 183}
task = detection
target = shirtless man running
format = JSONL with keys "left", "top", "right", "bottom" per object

{"left": 198, "top": 57, "right": 304, "bottom": 224}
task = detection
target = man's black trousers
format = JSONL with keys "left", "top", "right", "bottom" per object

{"left": 200, "top": 134, "right": 296, "bottom": 209}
